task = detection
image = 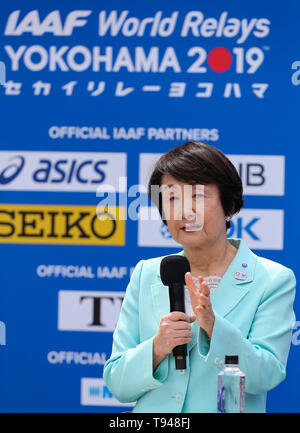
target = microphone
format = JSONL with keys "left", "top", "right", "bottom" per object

{"left": 160, "top": 255, "right": 190, "bottom": 369}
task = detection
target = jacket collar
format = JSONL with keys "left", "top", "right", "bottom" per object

{"left": 151, "top": 238, "right": 257, "bottom": 326}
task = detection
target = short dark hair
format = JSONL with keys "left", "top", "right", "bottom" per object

{"left": 148, "top": 141, "right": 244, "bottom": 230}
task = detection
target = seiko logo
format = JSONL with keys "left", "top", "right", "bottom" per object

{"left": 0, "top": 204, "right": 125, "bottom": 245}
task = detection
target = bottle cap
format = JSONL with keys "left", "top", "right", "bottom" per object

{"left": 225, "top": 355, "right": 238, "bottom": 364}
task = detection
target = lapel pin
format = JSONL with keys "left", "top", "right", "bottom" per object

{"left": 234, "top": 271, "right": 247, "bottom": 280}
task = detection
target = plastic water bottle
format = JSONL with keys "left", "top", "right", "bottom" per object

{"left": 217, "top": 355, "right": 245, "bottom": 413}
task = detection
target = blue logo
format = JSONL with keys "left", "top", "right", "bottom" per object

{"left": 227, "top": 217, "right": 260, "bottom": 240}
{"left": 89, "top": 384, "right": 113, "bottom": 399}
{"left": 32, "top": 159, "right": 107, "bottom": 184}
{"left": 0, "top": 156, "right": 25, "bottom": 184}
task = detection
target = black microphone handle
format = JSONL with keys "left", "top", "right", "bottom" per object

{"left": 169, "top": 283, "right": 187, "bottom": 370}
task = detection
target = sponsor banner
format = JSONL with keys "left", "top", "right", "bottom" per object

{"left": 138, "top": 206, "right": 284, "bottom": 250}
{"left": 138, "top": 206, "right": 181, "bottom": 248}
{"left": 139, "top": 153, "right": 163, "bottom": 193}
{"left": 228, "top": 155, "right": 285, "bottom": 196}
{"left": 81, "top": 378, "right": 134, "bottom": 407}
{"left": 0, "top": 151, "right": 126, "bottom": 192}
{"left": 139, "top": 153, "right": 285, "bottom": 196}
{"left": 0, "top": 204, "right": 125, "bottom": 245}
{"left": 228, "top": 209, "right": 284, "bottom": 250}
{"left": 0, "top": 2, "right": 299, "bottom": 415}
{"left": 58, "top": 290, "right": 125, "bottom": 332}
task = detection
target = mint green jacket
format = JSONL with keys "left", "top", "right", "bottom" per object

{"left": 103, "top": 238, "right": 296, "bottom": 413}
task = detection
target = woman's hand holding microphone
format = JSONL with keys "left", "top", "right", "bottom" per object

{"left": 153, "top": 311, "right": 195, "bottom": 371}
{"left": 153, "top": 272, "right": 215, "bottom": 372}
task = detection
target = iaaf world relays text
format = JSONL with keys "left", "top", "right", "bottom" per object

{"left": 4, "top": 10, "right": 270, "bottom": 39}
{"left": 3, "top": 9, "right": 270, "bottom": 74}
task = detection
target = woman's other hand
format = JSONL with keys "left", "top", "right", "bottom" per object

{"left": 185, "top": 271, "right": 215, "bottom": 339}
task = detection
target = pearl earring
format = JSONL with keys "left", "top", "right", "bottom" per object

{"left": 225, "top": 216, "right": 231, "bottom": 222}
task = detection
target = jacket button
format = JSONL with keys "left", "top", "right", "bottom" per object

{"left": 175, "top": 393, "right": 182, "bottom": 403}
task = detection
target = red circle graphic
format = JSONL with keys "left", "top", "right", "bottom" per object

{"left": 207, "top": 47, "right": 232, "bottom": 73}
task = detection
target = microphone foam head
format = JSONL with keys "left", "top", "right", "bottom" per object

{"left": 160, "top": 255, "right": 190, "bottom": 286}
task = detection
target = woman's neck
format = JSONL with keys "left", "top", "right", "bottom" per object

{"left": 183, "top": 238, "right": 238, "bottom": 278}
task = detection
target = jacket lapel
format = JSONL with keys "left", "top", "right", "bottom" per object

{"left": 179, "top": 238, "right": 256, "bottom": 317}
{"left": 151, "top": 281, "right": 170, "bottom": 326}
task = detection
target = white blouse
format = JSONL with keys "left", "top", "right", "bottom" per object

{"left": 184, "top": 275, "right": 221, "bottom": 316}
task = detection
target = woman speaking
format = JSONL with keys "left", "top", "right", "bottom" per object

{"left": 103, "top": 141, "right": 296, "bottom": 413}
